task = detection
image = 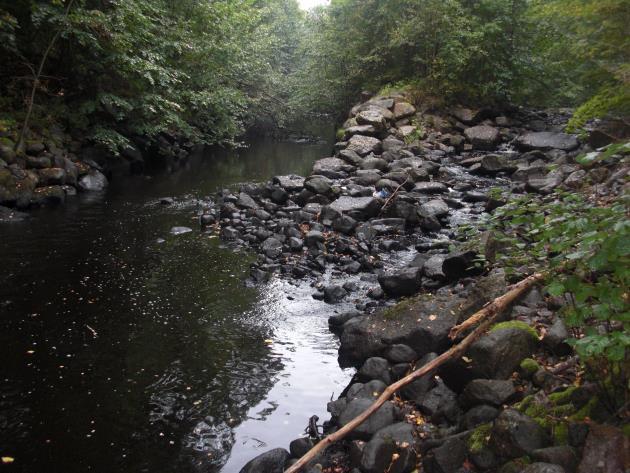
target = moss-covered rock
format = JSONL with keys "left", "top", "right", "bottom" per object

{"left": 491, "top": 320, "right": 539, "bottom": 340}
{"left": 468, "top": 422, "right": 493, "bottom": 454}
{"left": 520, "top": 358, "right": 540, "bottom": 377}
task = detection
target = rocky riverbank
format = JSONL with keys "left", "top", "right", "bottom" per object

{"left": 192, "top": 93, "right": 628, "bottom": 473}
{"left": 0, "top": 126, "right": 199, "bottom": 222}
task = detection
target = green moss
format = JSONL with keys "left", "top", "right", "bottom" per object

{"left": 520, "top": 358, "right": 540, "bottom": 377}
{"left": 381, "top": 297, "right": 418, "bottom": 319}
{"left": 566, "top": 85, "right": 630, "bottom": 133}
{"left": 553, "top": 422, "right": 569, "bottom": 445}
{"left": 548, "top": 386, "right": 578, "bottom": 406}
{"left": 622, "top": 423, "right": 630, "bottom": 437}
{"left": 467, "top": 423, "right": 492, "bottom": 454}
{"left": 336, "top": 128, "right": 346, "bottom": 141}
{"left": 490, "top": 320, "right": 538, "bottom": 340}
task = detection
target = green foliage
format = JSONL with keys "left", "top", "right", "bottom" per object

{"left": 0, "top": 0, "right": 305, "bottom": 151}
{"left": 567, "top": 86, "right": 630, "bottom": 133}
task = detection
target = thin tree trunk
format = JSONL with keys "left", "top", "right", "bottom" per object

{"left": 15, "top": 0, "right": 75, "bottom": 152}
{"left": 285, "top": 272, "right": 543, "bottom": 473}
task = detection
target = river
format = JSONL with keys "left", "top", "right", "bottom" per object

{"left": 0, "top": 137, "right": 354, "bottom": 473}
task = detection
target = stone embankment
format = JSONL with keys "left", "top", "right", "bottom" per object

{"left": 206, "top": 93, "right": 629, "bottom": 473}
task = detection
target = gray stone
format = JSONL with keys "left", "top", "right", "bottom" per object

{"left": 465, "top": 125, "right": 501, "bottom": 150}
{"left": 462, "top": 404, "right": 500, "bottom": 429}
{"left": 262, "top": 237, "right": 283, "bottom": 258}
{"left": 329, "top": 196, "right": 382, "bottom": 219}
{"left": 413, "top": 181, "right": 448, "bottom": 194}
{"left": 419, "top": 380, "right": 461, "bottom": 424}
{"left": 423, "top": 255, "right": 446, "bottom": 280}
{"left": 273, "top": 174, "right": 304, "bottom": 191}
{"left": 170, "top": 226, "right": 193, "bottom": 235}
{"left": 360, "top": 156, "right": 389, "bottom": 171}
{"left": 313, "top": 157, "right": 352, "bottom": 177}
{"left": 38, "top": 167, "right": 66, "bottom": 185}
{"left": 338, "top": 398, "right": 396, "bottom": 440}
{"left": 423, "top": 437, "right": 467, "bottom": 473}
{"left": 532, "top": 446, "right": 578, "bottom": 473}
{"left": 360, "top": 423, "right": 416, "bottom": 473}
{"left": 347, "top": 135, "right": 382, "bottom": 156}
{"left": 515, "top": 132, "right": 579, "bottom": 151}
{"left": 490, "top": 409, "right": 549, "bottom": 458}
{"left": 393, "top": 102, "right": 416, "bottom": 120}
{"left": 383, "top": 344, "right": 418, "bottom": 363}
{"left": 418, "top": 199, "right": 449, "bottom": 218}
{"left": 577, "top": 424, "right": 629, "bottom": 473}
{"left": 460, "top": 379, "right": 515, "bottom": 407}
{"left": 378, "top": 267, "right": 423, "bottom": 297}
{"left": 359, "top": 357, "right": 391, "bottom": 384}
{"left": 324, "top": 285, "right": 347, "bottom": 304}
{"left": 236, "top": 192, "right": 258, "bottom": 209}
{"left": 78, "top": 170, "right": 108, "bottom": 192}
{"left": 356, "top": 110, "right": 388, "bottom": 130}
{"left": 238, "top": 448, "right": 289, "bottom": 473}
{"left": 522, "top": 463, "right": 566, "bottom": 473}
{"left": 304, "top": 175, "right": 332, "bottom": 195}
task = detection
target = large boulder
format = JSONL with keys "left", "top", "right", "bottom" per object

{"left": 464, "top": 125, "right": 501, "bottom": 150}
{"left": 304, "top": 175, "right": 333, "bottom": 195}
{"left": 347, "top": 135, "right": 383, "bottom": 156}
{"left": 356, "top": 109, "right": 388, "bottom": 130}
{"left": 490, "top": 409, "right": 549, "bottom": 458}
{"left": 577, "top": 424, "right": 629, "bottom": 473}
{"left": 272, "top": 175, "right": 304, "bottom": 191}
{"left": 393, "top": 102, "right": 416, "bottom": 120}
{"left": 239, "top": 448, "right": 289, "bottom": 473}
{"left": 360, "top": 423, "right": 416, "bottom": 473}
{"left": 338, "top": 398, "right": 396, "bottom": 440}
{"left": 423, "top": 437, "right": 467, "bottom": 473}
{"left": 328, "top": 196, "right": 382, "bottom": 220}
{"left": 313, "top": 157, "right": 353, "bottom": 177}
{"left": 78, "top": 169, "right": 108, "bottom": 192}
{"left": 378, "top": 267, "right": 423, "bottom": 297}
{"left": 515, "top": 132, "right": 579, "bottom": 151}
{"left": 459, "top": 379, "right": 515, "bottom": 407}
{"left": 38, "top": 167, "right": 66, "bottom": 186}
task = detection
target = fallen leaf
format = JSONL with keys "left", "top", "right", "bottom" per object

{"left": 2, "top": 457, "right": 15, "bottom": 464}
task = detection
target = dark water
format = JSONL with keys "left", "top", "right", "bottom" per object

{"left": 0, "top": 138, "right": 353, "bottom": 473}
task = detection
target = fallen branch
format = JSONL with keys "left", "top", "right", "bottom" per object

{"left": 378, "top": 176, "right": 409, "bottom": 217}
{"left": 285, "top": 272, "right": 543, "bottom": 473}
{"left": 448, "top": 272, "right": 544, "bottom": 340}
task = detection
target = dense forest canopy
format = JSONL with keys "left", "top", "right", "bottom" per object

{"left": 0, "top": 0, "right": 628, "bottom": 152}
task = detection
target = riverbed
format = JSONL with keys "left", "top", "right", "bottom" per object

{"left": 0, "top": 137, "right": 353, "bottom": 473}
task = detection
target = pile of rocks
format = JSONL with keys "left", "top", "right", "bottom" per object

{"left": 228, "top": 94, "right": 629, "bottom": 473}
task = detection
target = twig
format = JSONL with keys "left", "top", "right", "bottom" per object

{"left": 378, "top": 176, "right": 409, "bottom": 217}
{"left": 285, "top": 272, "right": 543, "bottom": 473}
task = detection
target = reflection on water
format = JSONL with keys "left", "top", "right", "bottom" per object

{"left": 0, "top": 137, "right": 352, "bottom": 473}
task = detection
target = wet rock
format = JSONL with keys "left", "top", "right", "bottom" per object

{"left": 26, "top": 155, "right": 51, "bottom": 169}
{"left": 462, "top": 404, "right": 500, "bottom": 429}
{"left": 478, "top": 154, "right": 513, "bottom": 174}
{"left": 220, "top": 226, "right": 239, "bottom": 240}
{"left": 383, "top": 344, "right": 418, "bottom": 364}
{"left": 304, "top": 175, "right": 333, "bottom": 195}
{"left": 382, "top": 136, "right": 405, "bottom": 153}
{"left": 338, "top": 398, "right": 396, "bottom": 440}
{"left": 459, "top": 379, "right": 515, "bottom": 407}
{"left": 262, "top": 237, "right": 283, "bottom": 258}
{"left": 345, "top": 125, "right": 379, "bottom": 138}
{"left": 451, "top": 107, "right": 485, "bottom": 125}
{"left": 393, "top": 101, "right": 416, "bottom": 119}
{"left": 360, "top": 423, "right": 416, "bottom": 473}
{"left": 324, "top": 285, "right": 347, "bottom": 304}
{"left": 358, "top": 357, "right": 391, "bottom": 384}
{"left": 288, "top": 236, "right": 303, "bottom": 251}
{"left": 289, "top": 437, "right": 315, "bottom": 458}
{"left": 423, "top": 437, "right": 467, "bottom": 473}
{"left": 26, "top": 142, "right": 46, "bottom": 155}
{"left": 532, "top": 446, "right": 578, "bottom": 473}
{"left": 465, "top": 125, "right": 501, "bottom": 150}
{"left": 378, "top": 267, "right": 423, "bottom": 297}
{"left": 413, "top": 181, "right": 448, "bottom": 194}
{"left": 527, "top": 171, "right": 564, "bottom": 194}
{"left": 78, "top": 170, "right": 108, "bottom": 191}
{"left": 329, "top": 310, "right": 363, "bottom": 328}
{"left": 515, "top": 132, "right": 579, "bottom": 151}
{"left": 0, "top": 205, "right": 29, "bottom": 223}
{"left": 170, "top": 226, "right": 193, "bottom": 235}
{"left": 563, "top": 170, "right": 587, "bottom": 189}
{"left": 31, "top": 185, "right": 66, "bottom": 206}
{"left": 490, "top": 409, "right": 549, "bottom": 458}
{"left": 577, "top": 424, "right": 629, "bottom": 473}
{"left": 419, "top": 380, "right": 461, "bottom": 424}
{"left": 522, "top": 464, "right": 566, "bottom": 473}
{"left": 37, "top": 167, "right": 66, "bottom": 185}
{"left": 160, "top": 197, "right": 175, "bottom": 205}
{"left": 239, "top": 448, "right": 289, "bottom": 473}
{"left": 347, "top": 135, "right": 382, "bottom": 156}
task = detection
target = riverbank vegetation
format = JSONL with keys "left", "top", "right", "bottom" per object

{"left": 1, "top": 0, "right": 628, "bottom": 154}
